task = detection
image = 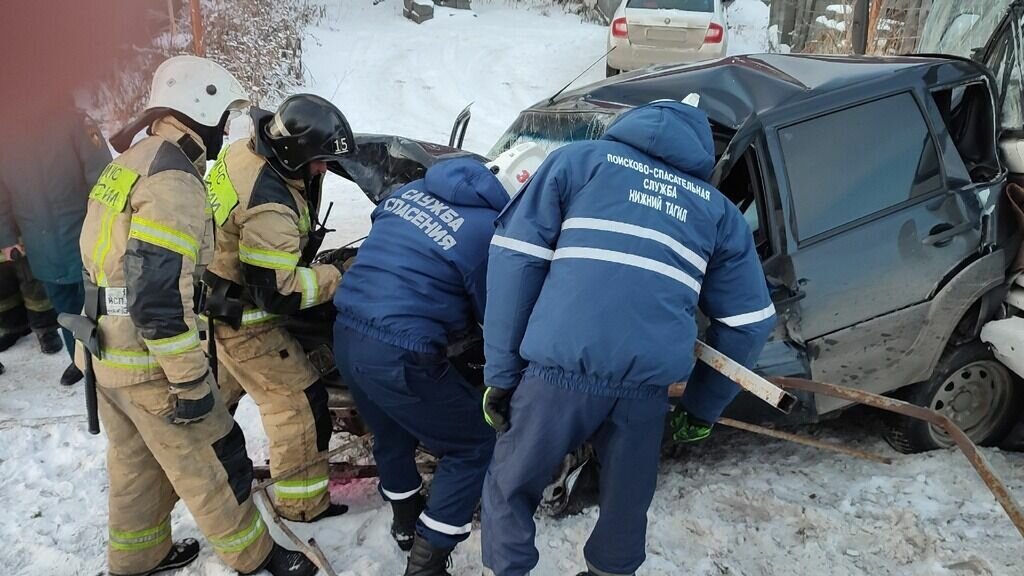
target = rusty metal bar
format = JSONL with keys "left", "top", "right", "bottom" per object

{"left": 695, "top": 340, "right": 798, "bottom": 413}
{"left": 255, "top": 460, "right": 439, "bottom": 483}
{"left": 718, "top": 417, "right": 893, "bottom": 465}
{"left": 771, "top": 377, "right": 1024, "bottom": 541}
{"left": 254, "top": 434, "right": 370, "bottom": 492}
{"left": 255, "top": 462, "right": 378, "bottom": 482}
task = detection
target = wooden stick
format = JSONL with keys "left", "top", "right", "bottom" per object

{"left": 257, "top": 490, "right": 339, "bottom": 576}
{"left": 188, "top": 0, "right": 204, "bottom": 56}
{"left": 167, "top": 0, "right": 176, "bottom": 38}
{"left": 718, "top": 417, "right": 893, "bottom": 465}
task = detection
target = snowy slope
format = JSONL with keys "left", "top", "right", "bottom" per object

{"left": 313, "top": 0, "right": 611, "bottom": 248}
{"left": 2, "top": 1, "right": 1023, "bottom": 575}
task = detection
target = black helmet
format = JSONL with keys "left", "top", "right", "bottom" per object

{"left": 263, "top": 94, "right": 355, "bottom": 172}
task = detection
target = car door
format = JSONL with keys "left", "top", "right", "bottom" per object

{"left": 767, "top": 91, "right": 983, "bottom": 402}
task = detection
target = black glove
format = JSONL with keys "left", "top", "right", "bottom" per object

{"left": 168, "top": 373, "right": 216, "bottom": 425}
{"left": 483, "top": 386, "right": 513, "bottom": 433}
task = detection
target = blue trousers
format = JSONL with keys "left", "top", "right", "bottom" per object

{"left": 481, "top": 375, "right": 669, "bottom": 576}
{"left": 42, "top": 281, "right": 85, "bottom": 361}
{"left": 333, "top": 323, "right": 496, "bottom": 549}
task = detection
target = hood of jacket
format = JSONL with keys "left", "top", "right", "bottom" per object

{"left": 424, "top": 158, "right": 509, "bottom": 212}
{"left": 602, "top": 100, "right": 715, "bottom": 181}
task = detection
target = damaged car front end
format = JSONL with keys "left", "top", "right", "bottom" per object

{"left": 489, "top": 53, "right": 1023, "bottom": 453}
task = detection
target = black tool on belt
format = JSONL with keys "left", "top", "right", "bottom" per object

{"left": 301, "top": 201, "right": 335, "bottom": 266}
{"left": 59, "top": 275, "right": 104, "bottom": 434}
{"left": 201, "top": 271, "right": 249, "bottom": 382}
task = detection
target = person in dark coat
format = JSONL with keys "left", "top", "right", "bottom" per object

{"left": 0, "top": 249, "right": 62, "bottom": 355}
{"left": 0, "top": 102, "right": 112, "bottom": 385}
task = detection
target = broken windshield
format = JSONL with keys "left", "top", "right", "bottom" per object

{"left": 918, "top": 0, "right": 1014, "bottom": 58}
{"left": 487, "top": 110, "right": 616, "bottom": 158}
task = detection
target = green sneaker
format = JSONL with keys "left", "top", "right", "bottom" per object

{"left": 669, "top": 409, "right": 712, "bottom": 443}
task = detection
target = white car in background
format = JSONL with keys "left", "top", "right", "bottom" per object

{"left": 606, "top": 0, "right": 729, "bottom": 76}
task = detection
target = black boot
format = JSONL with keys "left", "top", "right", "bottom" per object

{"left": 404, "top": 535, "right": 452, "bottom": 576}
{"left": 0, "top": 327, "right": 29, "bottom": 352}
{"left": 307, "top": 502, "right": 349, "bottom": 522}
{"left": 391, "top": 492, "right": 425, "bottom": 551}
{"left": 36, "top": 329, "right": 63, "bottom": 355}
{"left": 110, "top": 538, "right": 200, "bottom": 576}
{"left": 60, "top": 363, "right": 84, "bottom": 386}
{"left": 256, "top": 544, "right": 318, "bottom": 576}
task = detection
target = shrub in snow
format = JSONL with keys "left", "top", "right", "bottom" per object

{"left": 503, "top": 0, "right": 608, "bottom": 24}
{"left": 91, "top": 0, "right": 325, "bottom": 129}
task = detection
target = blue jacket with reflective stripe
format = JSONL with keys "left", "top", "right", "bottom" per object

{"left": 483, "top": 101, "right": 775, "bottom": 403}
{"left": 335, "top": 158, "right": 509, "bottom": 354}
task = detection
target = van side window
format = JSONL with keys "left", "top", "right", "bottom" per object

{"left": 779, "top": 93, "right": 943, "bottom": 241}
{"left": 718, "top": 149, "right": 769, "bottom": 257}
{"left": 931, "top": 82, "right": 1000, "bottom": 183}
{"left": 984, "top": 15, "right": 1023, "bottom": 132}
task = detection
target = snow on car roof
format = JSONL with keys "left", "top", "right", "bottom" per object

{"left": 534, "top": 53, "right": 991, "bottom": 130}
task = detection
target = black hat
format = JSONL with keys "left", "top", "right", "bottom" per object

{"left": 263, "top": 94, "right": 355, "bottom": 171}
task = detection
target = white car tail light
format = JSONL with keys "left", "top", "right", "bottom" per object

{"left": 612, "top": 17, "right": 628, "bottom": 39}
{"left": 704, "top": 22, "right": 724, "bottom": 44}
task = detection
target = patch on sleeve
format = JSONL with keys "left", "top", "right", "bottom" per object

{"left": 89, "top": 163, "right": 139, "bottom": 212}
{"left": 205, "top": 152, "right": 240, "bottom": 227}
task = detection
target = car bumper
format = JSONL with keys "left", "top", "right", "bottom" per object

{"left": 607, "top": 39, "right": 727, "bottom": 71}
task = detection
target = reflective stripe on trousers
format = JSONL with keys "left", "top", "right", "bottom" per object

{"left": 209, "top": 512, "right": 267, "bottom": 554}
{"left": 109, "top": 517, "right": 171, "bottom": 552}
{"left": 274, "top": 476, "right": 329, "bottom": 500}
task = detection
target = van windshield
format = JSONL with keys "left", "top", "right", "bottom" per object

{"left": 625, "top": 0, "right": 714, "bottom": 11}
{"left": 487, "top": 110, "right": 616, "bottom": 158}
{"left": 918, "top": 0, "right": 1013, "bottom": 58}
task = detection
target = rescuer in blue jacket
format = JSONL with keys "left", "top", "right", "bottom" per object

{"left": 333, "top": 143, "right": 547, "bottom": 576}
{"left": 479, "top": 99, "right": 776, "bottom": 576}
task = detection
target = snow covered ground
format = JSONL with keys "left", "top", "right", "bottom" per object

{"left": 2, "top": 1, "right": 1023, "bottom": 575}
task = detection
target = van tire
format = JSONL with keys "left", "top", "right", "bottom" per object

{"left": 884, "top": 341, "right": 1022, "bottom": 454}
{"left": 606, "top": 65, "right": 619, "bottom": 77}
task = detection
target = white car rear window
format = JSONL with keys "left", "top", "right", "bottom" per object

{"left": 625, "top": 0, "right": 714, "bottom": 12}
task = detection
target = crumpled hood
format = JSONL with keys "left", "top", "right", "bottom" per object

{"left": 602, "top": 101, "right": 715, "bottom": 181}
{"left": 424, "top": 157, "right": 509, "bottom": 211}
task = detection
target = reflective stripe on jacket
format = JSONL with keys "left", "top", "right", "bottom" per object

{"left": 205, "top": 138, "right": 340, "bottom": 339}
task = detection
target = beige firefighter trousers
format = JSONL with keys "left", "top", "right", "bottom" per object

{"left": 98, "top": 379, "right": 273, "bottom": 574}
{"left": 216, "top": 323, "right": 332, "bottom": 521}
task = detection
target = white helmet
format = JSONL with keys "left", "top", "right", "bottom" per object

{"left": 486, "top": 142, "right": 547, "bottom": 200}
{"left": 146, "top": 55, "right": 249, "bottom": 127}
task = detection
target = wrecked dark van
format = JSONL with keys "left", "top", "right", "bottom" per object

{"left": 489, "top": 53, "right": 1023, "bottom": 453}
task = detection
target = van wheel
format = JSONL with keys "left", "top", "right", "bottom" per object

{"left": 606, "top": 65, "right": 619, "bottom": 77}
{"left": 884, "top": 341, "right": 1022, "bottom": 454}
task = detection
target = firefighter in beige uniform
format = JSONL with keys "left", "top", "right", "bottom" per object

{"left": 204, "top": 94, "right": 353, "bottom": 522}
{"left": 77, "top": 56, "right": 318, "bottom": 576}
